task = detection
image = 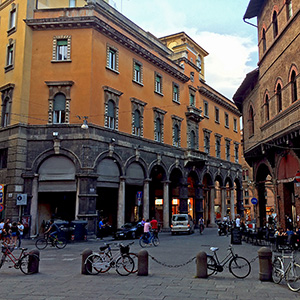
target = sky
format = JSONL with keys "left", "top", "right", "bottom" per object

{"left": 109, "top": 0, "right": 258, "bottom": 100}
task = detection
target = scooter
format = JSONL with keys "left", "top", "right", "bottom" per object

{"left": 218, "top": 222, "right": 227, "bottom": 236}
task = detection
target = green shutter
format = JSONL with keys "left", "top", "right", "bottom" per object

{"left": 57, "top": 40, "right": 68, "bottom": 46}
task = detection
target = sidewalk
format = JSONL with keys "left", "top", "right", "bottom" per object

{"left": 0, "top": 228, "right": 299, "bottom": 299}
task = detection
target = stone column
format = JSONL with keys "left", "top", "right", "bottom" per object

{"left": 117, "top": 177, "right": 125, "bottom": 228}
{"left": 143, "top": 179, "right": 150, "bottom": 221}
{"left": 210, "top": 186, "right": 215, "bottom": 225}
{"left": 30, "top": 175, "right": 39, "bottom": 237}
{"left": 221, "top": 187, "right": 226, "bottom": 219}
{"left": 230, "top": 188, "right": 235, "bottom": 221}
{"left": 163, "top": 181, "right": 170, "bottom": 229}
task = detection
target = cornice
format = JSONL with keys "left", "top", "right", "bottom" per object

{"left": 0, "top": 0, "right": 14, "bottom": 10}
{"left": 25, "top": 16, "right": 190, "bottom": 83}
{"left": 198, "top": 86, "right": 241, "bottom": 116}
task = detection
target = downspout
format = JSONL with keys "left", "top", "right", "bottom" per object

{"left": 243, "top": 17, "right": 258, "bottom": 28}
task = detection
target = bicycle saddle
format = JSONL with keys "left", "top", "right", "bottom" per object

{"left": 210, "top": 247, "right": 219, "bottom": 252}
{"left": 99, "top": 245, "right": 109, "bottom": 251}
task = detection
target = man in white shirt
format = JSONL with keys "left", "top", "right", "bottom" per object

{"left": 235, "top": 215, "right": 241, "bottom": 228}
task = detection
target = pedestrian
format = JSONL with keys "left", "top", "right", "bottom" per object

{"left": 2, "top": 218, "right": 11, "bottom": 244}
{"left": 17, "top": 220, "right": 24, "bottom": 248}
{"left": 235, "top": 215, "right": 241, "bottom": 228}
{"left": 150, "top": 217, "right": 158, "bottom": 237}
{"left": 143, "top": 219, "right": 151, "bottom": 240}
{"left": 44, "top": 219, "right": 59, "bottom": 245}
{"left": 98, "top": 218, "right": 104, "bottom": 240}
{"left": 141, "top": 218, "right": 146, "bottom": 227}
{"left": 0, "top": 219, "right": 4, "bottom": 240}
{"left": 10, "top": 221, "right": 19, "bottom": 249}
{"left": 198, "top": 216, "right": 204, "bottom": 234}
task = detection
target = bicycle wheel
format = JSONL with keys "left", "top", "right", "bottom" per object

{"left": 139, "top": 237, "right": 149, "bottom": 248}
{"left": 19, "top": 254, "right": 31, "bottom": 275}
{"left": 55, "top": 237, "right": 67, "bottom": 249}
{"left": 207, "top": 255, "right": 217, "bottom": 276}
{"left": 229, "top": 256, "right": 251, "bottom": 279}
{"left": 152, "top": 236, "right": 159, "bottom": 247}
{"left": 85, "top": 254, "right": 110, "bottom": 275}
{"left": 286, "top": 262, "right": 300, "bottom": 292}
{"left": 128, "top": 252, "right": 138, "bottom": 273}
{"left": 116, "top": 255, "right": 134, "bottom": 276}
{"left": 35, "top": 238, "right": 48, "bottom": 250}
{"left": 272, "top": 257, "right": 283, "bottom": 284}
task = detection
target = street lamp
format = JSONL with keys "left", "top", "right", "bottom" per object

{"left": 77, "top": 116, "right": 88, "bottom": 129}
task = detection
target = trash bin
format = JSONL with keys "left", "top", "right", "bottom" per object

{"left": 70, "top": 220, "right": 88, "bottom": 241}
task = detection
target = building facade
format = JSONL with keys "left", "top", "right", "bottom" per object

{"left": 234, "top": 0, "right": 300, "bottom": 229}
{"left": 0, "top": 0, "right": 242, "bottom": 235}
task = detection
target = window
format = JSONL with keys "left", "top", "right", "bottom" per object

{"left": 190, "top": 72, "right": 194, "bottom": 82}
{"left": 52, "top": 36, "right": 71, "bottom": 62}
{"left": 106, "top": 44, "right": 118, "bottom": 72}
{"left": 155, "top": 73, "right": 162, "bottom": 94}
{"left": 215, "top": 136, "right": 221, "bottom": 158}
{"left": 272, "top": 11, "right": 278, "bottom": 38}
{"left": 225, "top": 140, "right": 231, "bottom": 161}
{"left": 69, "top": 0, "right": 76, "bottom": 7}
{"left": 262, "top": 28, "right": 266, "bottom": 53}
{"left": 6, "top": 44, "right": 14, "bottom": 67}
{"left": 233, "top": 118, "right": 237, "bottom": 132}
{"left": 53, "top": 93, "right": 66, "bottom": 124}
{"left": 244, "top": 190, "right": 249, "bottom": 198}
{"left": 9, "top": 6, "right": 16, "bottom": 30}
{"left": 286, "top": 0, "right": 293, "bottom": 20}
{"left": 265, "top": 94, "right": 270, "bottom": 121}
{"left": 291, "top": 70, "right": 298, "bottom": 102}
{"left": 204, "top": 101, "right": 208, "bottom": 117}
{"left": 155, "top": 118, "right": 162, "bottom": 142}
{"left": 133, "top": 110, "right": 141, "bottom": 136}
{"left": 107, "top": 100, "right": 115, "bottom": 129}
{"left": 190, "top": 130, "right": 196, "bottom": 149}
{"left": 133, "top": 61, "right": 142, "bottom": 84}
{"left": 204, "top": 134, "right": 210, "bottom": 154}
{"left": 189, "top": 93, "right": 195, "bottom": 106}
{"left": 173, "top": 124, "right": 179, "bottom": 147}
{"left": 2, "top": 96, "right": 11, "bottom": 127}
{"left": 276, "top": 83, "right": 282, "bottom": 113}
{"left": 173, "top": 83, "right": 179, "bottom": 103}
{"left": 196, "top": 56, "right": 202, "bottom": 70}
{"left": 249, "top": 105, "right": 254, "bottom": 136}
{"left": 234, "top": 143, "right": 239, "bottom": 163}
{"left": 215, "top": 107, "right": 220, "bottom": 123}
{"left": 225, "top": 112, "right": 229, "bottom": 128}
{"left": 0, "top": 149, "right": 8, "bottom": 169}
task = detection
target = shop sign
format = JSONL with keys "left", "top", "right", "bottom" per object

{"left": 0, "top": 184, "right": 4, "bottom": 205}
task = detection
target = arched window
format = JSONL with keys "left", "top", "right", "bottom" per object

{"left": 155, "top": 118, "right": 161, "bottom": 142}
{"left": 262, "top": 28, "right": 266, "bottom": 52}
{"left": 276, "top": 83, "right": 282, "bottom": 112}
{"left": 173, "top": 124, "right": 179, "bottom": 147}
{"left": 265, "top": 94, "right": 270, "bottom": 121}
{"left": 1, "top": 96, "right": 11, "bottom": 127}
{"left": 107, "top": 100, "right": 115, "bottom": 129}
{"left": 286, "top": 0, "right": 293, "bottom": 20}
{"left": 53, "top": 93, "right": 66, "bottom": 124}
{"left": 249, "top": 105, "right": 254, "bottom": 136}
{"left": 190, "top": 130, "right": 196, "bottom": 149}
{"left": 291, "top": 70, "right": 298, "bottom": 102}
{"left": 133, "top": 109, "right": 141, "bottom": 136}
{"left": 272, "top": 11, "right": 278, "bottom": 38}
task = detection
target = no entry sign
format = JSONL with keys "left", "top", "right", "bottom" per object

{"left": 295, "top": 171, "right": 300, "bottom": 182}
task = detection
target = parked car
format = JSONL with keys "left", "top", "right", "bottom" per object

{"left": 113, "top": 222, "right": 144, "bottom": 239}
{"left": 170, "top": 214, "right": 195, "bottom": 235}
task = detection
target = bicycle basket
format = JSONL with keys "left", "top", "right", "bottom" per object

{"left": 120, "top": 245, "right": 129, "bottom": 254}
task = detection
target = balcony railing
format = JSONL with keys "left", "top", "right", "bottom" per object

{"left": 185, "top": 106, "right": 203, "bottom": 123}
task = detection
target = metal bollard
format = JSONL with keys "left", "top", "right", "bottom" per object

{"left": 28, "top": 249, "right": 40, "bottom": 274}
{"left": 81, "top": 248, "right": 93, "bottom": 275}
{"left": 258, "top": 247, "right": 272, "bottom": 281}
{"left": 196, "top": 251, "right": 207, "bottom": 278}
{"left": 137, "top": 250, "right": 148, "bottom": 276}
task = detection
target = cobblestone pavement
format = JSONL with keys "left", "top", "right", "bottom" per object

{"left": 1, "top": 228, "right": 299, "bottom": 299}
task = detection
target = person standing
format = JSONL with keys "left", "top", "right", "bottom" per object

{"left": 198, "top": 216, "right": 204, "bottom": 234}
{"left": 0, "top": 219, "right": 4, "bottom": 240}
{"left": 17, "top": 221, "right": 24, "bottom": 248}
{"left": 235, "top": 215, "right": 241, "bottom": 228}
{"left": 10, "top": 222, "right": 19, "bottom": 249}
{"left": 98, "top": 218, "right": 104, "bottom": 240}
{"left": 2, "top": 219, "right": 11, "bottom": 244}
{"left": 143, "top": 219, "right": 151, "bottom": 240}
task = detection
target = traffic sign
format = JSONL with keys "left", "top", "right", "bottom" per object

{"left": 295, "top": 171, "right": 300, "bottom": 182}
{"left": 251, "top": 197, "right": 258, "bottom": 205}
{"left": 0, "top": 204, "right": 4, "bottom": 212}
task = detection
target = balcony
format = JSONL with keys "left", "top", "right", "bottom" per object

{"left": 184, "top": 149, "right": 207, "bottom": 166}
{"left": 185, "top": 106, "right": 203, "bottom": 123}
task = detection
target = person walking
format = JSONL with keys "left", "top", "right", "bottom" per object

{"left": 10, "top": 221, "right": 19, "bottom": 249}
{"left": 0, "top": 219, "right": 4, "bottom": 240}
{"left": 2, "top": 219, "right": 11, "bottom": 244}
{"left": 17, "top": 221, "right": 24, "bottom": 248}
{"left": 98, "top": 218, "right": 104, "bottom": 240}
{"left": 198, "top": 216, "right": 204, "bottom": 234}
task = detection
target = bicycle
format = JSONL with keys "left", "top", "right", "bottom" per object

{"left": 272, "top": 250, "right": 300, "bottom": 292}
{"left": 35, "top": 233, "right": 67, "bottom": 250}
{"left": 85, "top": 242, "right": 134, "bottom": 276}
{"left": 206, "top": 245, "right": 251, "bottom": 278}
{"left": 0, "top": 243, "right": 39, "bottom": 275}
{"left": 139, "top": 230, "right": 159, "bottom": 248}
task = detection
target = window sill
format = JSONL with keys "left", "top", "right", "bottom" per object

{"left": 172, "top": 99, "right": 180, "bottom": 105}
{"left": 106, "top": 66, "right": 119, "bottom": 74}
{"left": 225, "top": 125, "right": 229, "bottom": 129}
{"left": 132, "top": 80, "right": 143, "bottom": 87}
{"left": 204, "top": 115, "right": 209, "bottom": 119}
{"left": 51, "top": 59, "right": 72, "bottom": 63}
{"left": 154, "top": 91, "right": 164, "bottom": 97}
{"left": 7, "top": 27, "right": 16, "bottom": 36}
{"left": 4, "top": 64, "right": 14, "bottom": 73}
{"left": 215, "top": 120, "right": 220, "bottom": 124}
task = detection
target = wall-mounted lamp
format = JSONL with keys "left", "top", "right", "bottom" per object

{"left": 77, "top": 116, "right": 89, "bottom": 129}
{"left": 52, "top": 132, "right": 59, "bottom": 137}
{"left": 111, "top": 138, "right": 116, "bottom": 143}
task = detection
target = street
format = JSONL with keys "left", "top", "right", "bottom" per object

{"left": 1, "top": 228, "right": 299, "bottom": 300}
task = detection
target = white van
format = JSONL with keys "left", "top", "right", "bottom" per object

{"left": 171, "top": 214, "right": 194, "bottom": 235}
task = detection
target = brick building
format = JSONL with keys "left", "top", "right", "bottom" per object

{"left": 0, "top": 0, "right": 242, "bottom": 235}
{"left": 234, "top": 0, "right": 300, "bottom": 229}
